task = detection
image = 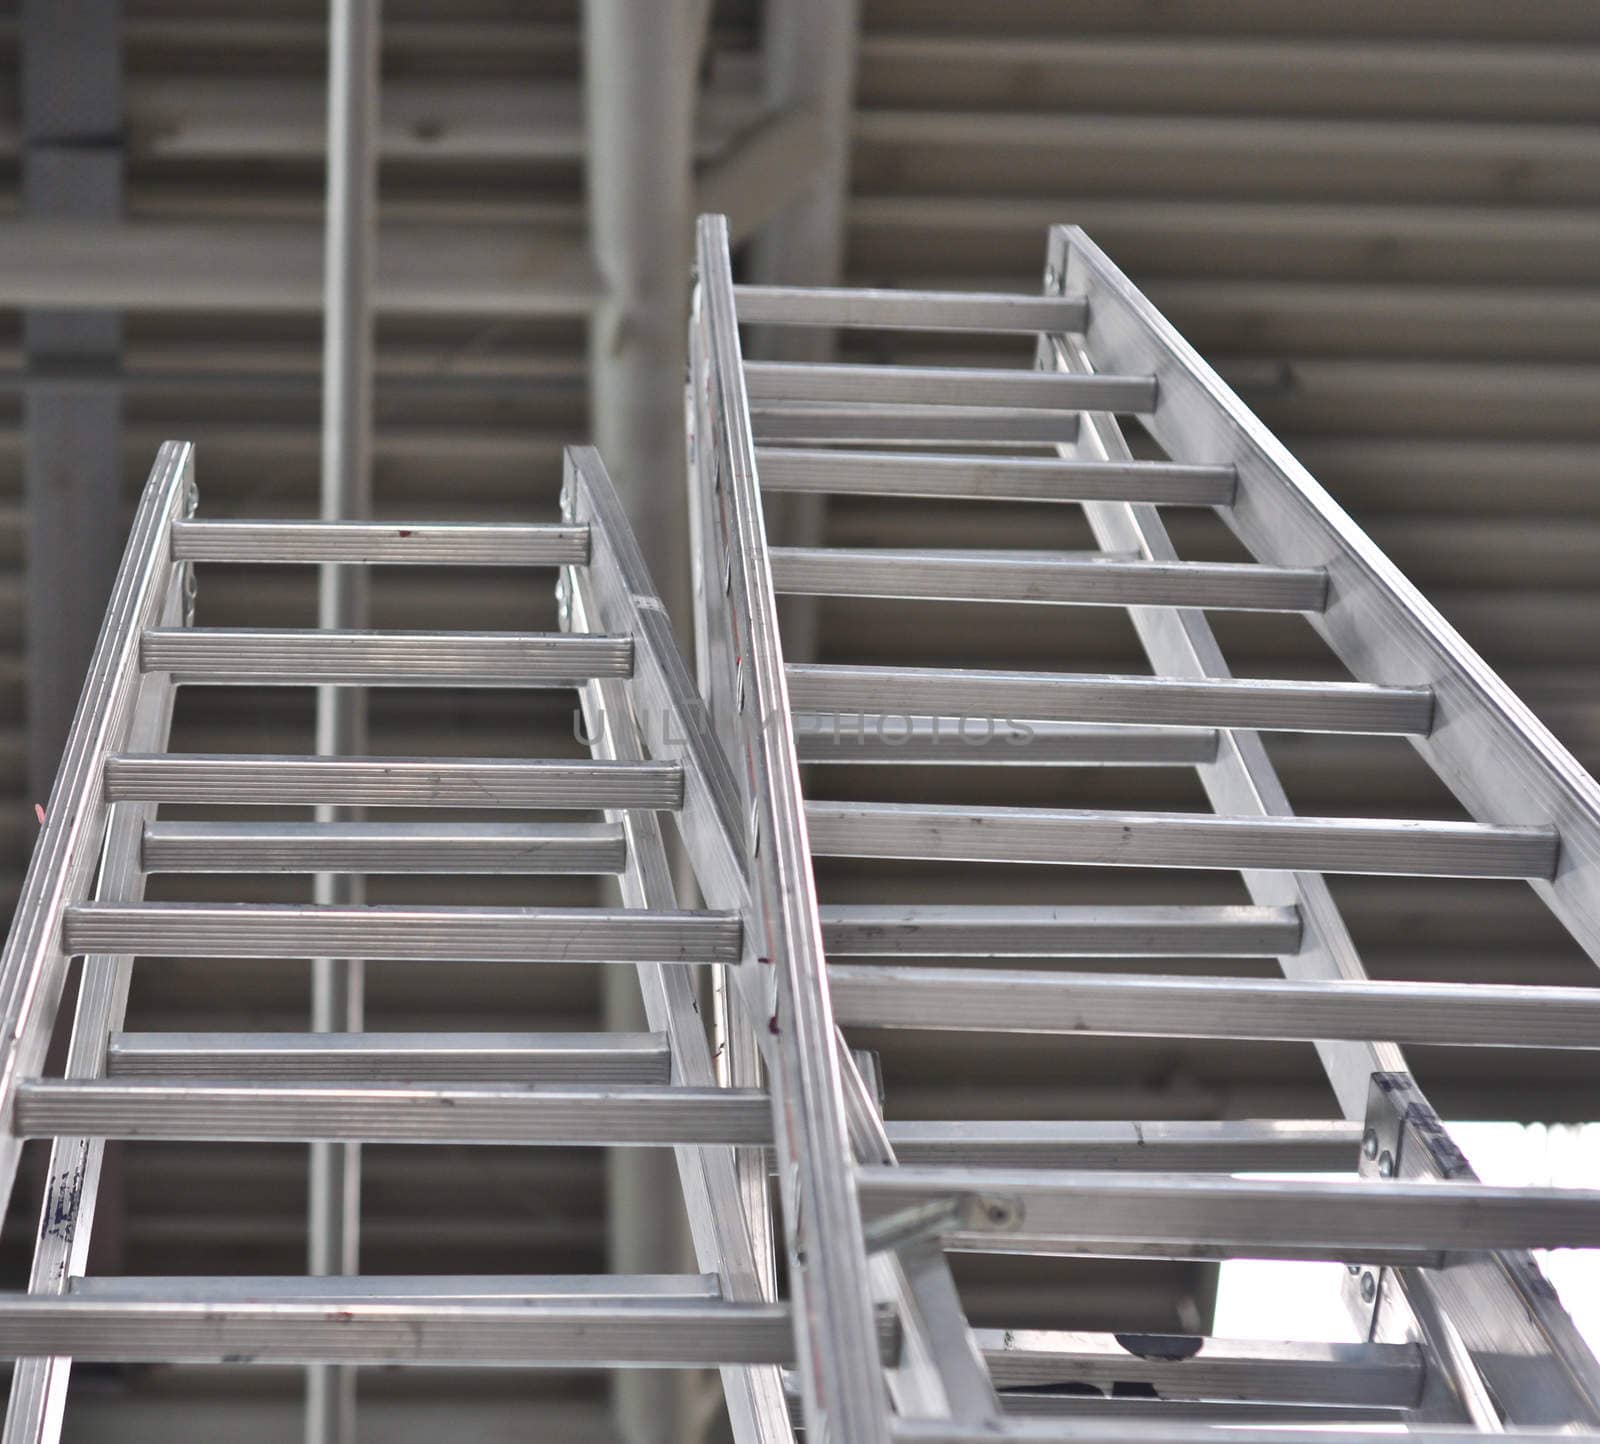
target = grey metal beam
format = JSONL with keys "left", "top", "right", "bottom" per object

{"left": 0, "top": 220, "right": 596, "bottom": 314}
{"left": 20, "top": 0, "right": 124, "bottom": 808}
{"left": 696, "top": 107, "right": 829, "bottom": 245}
{"left": 742, "top": 0, "right": 861, "bottom": 664}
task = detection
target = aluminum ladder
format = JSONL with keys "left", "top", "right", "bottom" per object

{"left": 686, "top": 211, "right": 1600, "bottom": 1442}
{"left": 0, "top": 440, "right": 800, "bottom": 1442}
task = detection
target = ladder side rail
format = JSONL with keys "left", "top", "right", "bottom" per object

{"left": 689, "top": 313, "right": 776, "bottom": 1277}
{"left": 573, "top": 437, "right": 998, "bottom": 1426}
{"left": 708, "top": 232, "right": 1000, "bottom": 1427}
{"left": 563, "top": 494, "right": 793, "bottom": 1444}
{"left": 1038, "top": 293, "right": 1490, "bottom": 1421}
{"left": 1036, "top": 290, "right": 1407, "bottom": 1114}
{"left": 566, "top": 447, "right": 780, "bottom": 1306}
{"left": 3, "top": 569, "right": 184, "bottom": 1444}
{"left": 834, "top": 1029, "right": 1003, "bottom": 1424}
{"left": 694, "top": 215, "right": 895, "bottom": 1443}
{"left": 1054, "top": 223, "right": 1600, "bottom": 965}
{"left": 0, "top": 440, "right": 192, "bottom": 1226}
{"left": 1044, "top": 234, "right": 1600, "bottom": 1424}
{"left": 1043, "top": 294, "right": 1491, "bottom": 1421}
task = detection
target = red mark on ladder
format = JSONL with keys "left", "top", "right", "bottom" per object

{"left": 33, "top": 804, "right": 45, "bottom": 827}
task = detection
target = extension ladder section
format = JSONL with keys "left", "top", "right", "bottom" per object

{"left": 689, "top": 212, "right": 1600, "bottom": 1442}
{"left": 0, "top": 441, "right": 796, "bottom": 1443}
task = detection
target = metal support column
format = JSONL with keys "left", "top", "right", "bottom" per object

{"left": 308, "top": 4, "right": 379, "bottom": 1442}
{"left": 20, "top": 0, "right": 125, "bottom": 808}
{"left": 745, "top": 0, "right": 858, "bottom": 661}
{"left": 583, "top": 0, "right": 708, "bottom": 638}
{"left": 583, "top": 4, "right": 712, "bottom": 1439}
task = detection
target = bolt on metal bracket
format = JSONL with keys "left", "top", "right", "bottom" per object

{"left": 1344, "top": 1071, "right": 1409, "bottom": 1340}
{"left": 863, "top": 1192, "right": 1023, "bottom": 1257}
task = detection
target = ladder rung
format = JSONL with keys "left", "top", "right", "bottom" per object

{"left": 993, "top": 1397, "right": 1402, "bottom": 1425}
{"left": 108, "top": 1031, "right": 672, "bottom": 1083}
{"left": 170, "top": 519, "right": 590, "bottom": 566}
{"left": 832, "top": 966, "right": 1600, "bottom": 1047}
{"left": 141, "top": 821, "right": 627, "bottom": 874}
{"left": 733, "top": 285, "right": 1089, "bottom": 334}
{"left": 106, "top": 753, "right": 684, "bottom": 809}
{"left": 770, "top": 548, "right": 1327, "bottom": 613}
{"left": 69, "top": 1273, "right": 719, "bottom": 1301}
{"left": 751, "top": 403, "right": 1083, "bottom": 446}
{"left": 819, "top": 904, "right": 1302, "bottom": 957}
{"left": 890, "top": 1421, "right": 1467, "bottom": 1443}
{"left": 807, "top": 803, "right": 1557, "bottom": 879}
{"left": 855, "top": 1165, "right": 1600, "bottom": 1261}
{"left": 782, "top": 1380, "right": 1404, "bottom": 1431}
{"left": 0, "top": 1294, "right": 794, "bottom": 1367}
{"left": 14, "top": 1080, "right": 773, "bottom": 1146}
{"left": 140, "top": 628, "right": 632, "bottom": 686}
{"left": 755, "top": 448, "right": 1236, "bottom": 507}
{"left": 64, "top": 902, "right": 743, "bottom": 963}
{"left": 884, "top": 1120, "right": 1359, "bottom": 1172}
{"left": 788, "top": 663, "right": 1436, "bottom": 736}
{"left": 744, "top": 362, "right": 1157, "bottom": 414}
{"left": 794, "top": 715, "right": 1219, "bottom": 767}
{"left": 976, "top": 1329, "right": 1421, "bottom": 1408}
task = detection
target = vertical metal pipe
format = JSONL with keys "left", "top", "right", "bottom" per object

{"left": 584, "top": 0, "right": 707, "bottom": 644}
{"left": 745, "top": 0, "right": 859, "bottom": 662}
{"left": 308, "top": 3, "right": 378, "bottom": 1441}
{"left": 583, "top": 2, "right": 710, "bottom": 1438}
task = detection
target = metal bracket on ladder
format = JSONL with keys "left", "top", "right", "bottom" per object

{"left": 1345, "top": 1072, "right": 1408, "bottom": 1342}
{"left": 863, "top": 1191, "right": 1024, "bottom": 1257}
